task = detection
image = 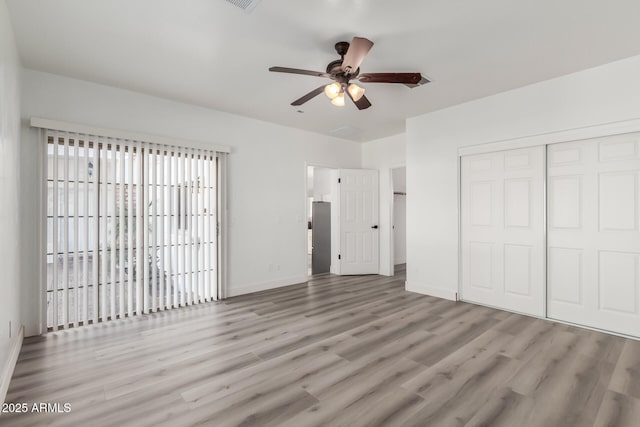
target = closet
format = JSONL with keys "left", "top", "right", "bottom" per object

{"left": 461, "top": 131, "right": 640, "bottom": 337}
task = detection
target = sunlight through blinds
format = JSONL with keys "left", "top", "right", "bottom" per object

{"left": 46, "top": 132, "right": 219, "bottom": 330}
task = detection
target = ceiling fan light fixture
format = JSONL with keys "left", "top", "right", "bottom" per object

{"left": 331, "top": 92, "right": 345, "bottom": 107}
{"left": 324, "top": 82, "right": 341, "bottom": 99}
{"left": 347, "top": 83, "right": 365, "bottom": 101}
{"left": 269, "top": 36, "right": 425, "bottom": 111}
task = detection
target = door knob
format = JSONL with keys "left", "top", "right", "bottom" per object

{"left": 371, "top": 225, "right": 379, "bottom": 229}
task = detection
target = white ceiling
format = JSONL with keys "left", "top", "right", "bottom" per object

{"left": 7, "top": 0, "right": 640, "bottom": 142}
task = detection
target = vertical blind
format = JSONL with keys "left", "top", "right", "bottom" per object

{"left": 46, "top": 131, "right": 218, "bottom": 330}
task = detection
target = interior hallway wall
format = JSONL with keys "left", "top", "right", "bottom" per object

{"left": 361, "top": 133, "right": 406, "bottom": 276}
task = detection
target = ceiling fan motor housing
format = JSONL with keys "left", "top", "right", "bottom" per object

{"left": 327, "top": 42, "right": 359, "bottom": 81}
{"left": 326, "top": 59, "right": 358, "bottom": 81}
{"left": 334, "top": 41, "right": 350, "bottom": 56}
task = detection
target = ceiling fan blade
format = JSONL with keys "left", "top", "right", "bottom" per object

{"left": 269, "top": 66, "right": 330, "bottom": 78}
{"left": 404, "top": 76, "right": 431, "bottom": 88}
{"left": 341, "top": 37, "right": 374, "bottom": 75}
{"left": 346, "top": 90, "right": 372, "bottom": 110}
{"left": 358, "top": 73, "right": 423, "bottom": 85}
{"left": 291, "top": 85, "right": 326, "bottom": 106}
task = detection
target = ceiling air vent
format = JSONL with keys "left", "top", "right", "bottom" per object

{"left": 225, "top": 0, "right": 262, "bottom": 13}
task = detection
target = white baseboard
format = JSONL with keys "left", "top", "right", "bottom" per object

{"left": 228, "top": 275, "right": 309, "bottom": 298}
{"left": 1, "top": 326, "right": 24, "bottom": 405}
{"left": 405, "top": 281, "right": 458, "bottom": 301}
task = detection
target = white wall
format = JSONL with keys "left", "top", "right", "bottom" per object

{"left": 392, "top": 167, "right": 406, "bottom": 265}
{"left": 361, "top": 133, "right": 406, "bottom": 276}
{"left": 392, "top": 166, "right": 406, "bottom": 193}
{"left": 306, "top": 166, "right": 314, "bottom": 197}
{"left": 312, "top": 168, "right": 333, "bottom": 202}
{"left": 20, "top": 69, "right": 361, "bottom": 336}
{"left": 393, "top": 196, "right": 406, "bottom": 264}
{"left": 0, "top": 0, "right": 22, "bottom": 400}
{"left": 406, "top": 54, "right": 640, "bottom": 300}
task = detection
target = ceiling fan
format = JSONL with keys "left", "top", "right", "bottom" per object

{"left": 269, "top": 37, "right": 429, "bottom": 110}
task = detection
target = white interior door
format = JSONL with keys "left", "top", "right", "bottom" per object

{"left": 461, "top": 146, "right": 545, "bottom": 316}
{"left": 338, "top": 169, "right": 379, "bottom": 275}
{"left": 547, "top": 133, "right": 640, "bottom": 337}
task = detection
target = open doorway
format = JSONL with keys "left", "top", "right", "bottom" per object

{"left": 392, "top": 167, "right": 406, "bottom": 276}
{"left": 306, "top": 166, "right": 335, "bottom": 276}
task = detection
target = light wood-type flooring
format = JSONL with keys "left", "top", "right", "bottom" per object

{"left": 4, "top": 265, "right": 640, "bottom": 426}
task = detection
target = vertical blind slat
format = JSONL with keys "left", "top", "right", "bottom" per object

{"left": 101, "top": 140, "right": 108, "bottom": 321}
{"left": 207, "top": 156, "right": 212, "bottom": 301}
{"left": 92, "top": 142, "right": 100, "bottom": 324}
{"left": 150, "top": 145, "right": 157, "bottom": 311}
{"left": 62, "top": 136, "right": 69, "bottom": 328}
{"left": 202, "top": 152, "right": 208, "bottom": 301}
{"left": 72, "top": 141, "right": 79, "bottom": 328}
{"left": 165, "top": 154, "right": 172, "bottom": 309}
{"left": 118, "top": 142, "right": 125, "bottom": 319}
{"left": 201, "top": 153, "right": 206, "bottom": 302}
{"left": 82, "top": 140, "right": 89, "bottom": 324}
{"left": 109, "top": 142, "right": 117, "bottom": 320}
{"left": 127, "top": 145, "right": 134, "bottom": 316}
{"left": 211, "top": 157, "right": 218, "bottom": 301}
{"left": 158, "top": 150, "right": 165, "bottom": 310}
{"left": 51, "top": 137, "right": 59, "bottom": 329}
{"left": 202, "top": 152, "right": 208, "bottom": 302}
{"left": 188, "top": 151, "right": 193, "bottom": 305}
{"left": 180, "top": 152, "right": 186, "bottom": 307}
{"left": 136, "top": 141, "right": 143, "bottom": 315}
{"left": 194, "top": 151, "right": 201, "bottom": 303}
{"left": 207, "top": 154, "right": 218, "bottom": 299}
{"left": 172, "top": 152, "right": 179, "bottom": 308}
{"left": 143, "top": 144, "right": 150, "bottom": 314}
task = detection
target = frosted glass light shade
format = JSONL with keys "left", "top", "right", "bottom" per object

{"left": 347, "top": 84, "right": 365, "bottom": 101}
{"left": 331, "top": 92, "right": 345, "bottom": 106}
{"left": 324, "top": 82, "right": 341, "bottom": 99}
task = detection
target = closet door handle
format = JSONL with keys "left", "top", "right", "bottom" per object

{"left": 371, "top": 225, "right": 379, "bottom": 229}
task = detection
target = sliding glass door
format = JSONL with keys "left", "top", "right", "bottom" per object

{"left": 46, "top": 132, "right": 218, "bottom": 330}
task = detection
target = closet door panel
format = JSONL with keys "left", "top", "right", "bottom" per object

{"left": 461, "top": 146, "right": 545, "bottom": 316}
{"left": 547, "top": 133, "right": 640, "bottom": 337}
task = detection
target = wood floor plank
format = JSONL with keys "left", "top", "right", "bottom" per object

{"left": 609, "top": 339, "right": 640, "bottom": 399}
{"left": 401, "top": 354, "right": 521, "bottom": 426}
{"left": 593, "top": 390, "right": 640, "bottom": 427}
{"left": 401, "top": 329, "right": 517, "bottom": 398}
{"left": 279, "top": 357, "right": 424, "bottom": 427}
{"left": 348, "top": 387, "right": 426, "bottom": 427}
{"left": 463, "top": 387, "right": 535, "bottom": 427}
{"left": 4, "top": 266, "right": 640, "bottom": 427}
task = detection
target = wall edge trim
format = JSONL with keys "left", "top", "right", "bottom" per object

{"left": 0, "top": 325, "right": 24, "bottom": 405}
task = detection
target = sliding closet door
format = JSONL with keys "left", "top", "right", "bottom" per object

{"left": 461, "top": 146, "right": 545, "bottom": 316}
{"left": 547, "top": 134, "right": 640, "bottom": 336}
